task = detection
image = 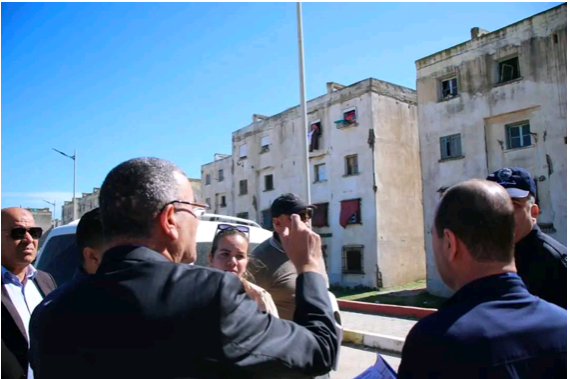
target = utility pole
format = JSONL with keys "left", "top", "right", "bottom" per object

{"left": 53, "top": 148, "right": 77, "bottom": 221}
{"left": 296, "top": 2, "right": 311, "bottom": 205}
{"left": 43, "top": 200, "right": 56, "bottom": 227}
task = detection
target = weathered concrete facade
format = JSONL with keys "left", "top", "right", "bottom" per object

{"left": 202, "top": 78, "right": 426, "bottom": 288}
{"left": 416, "top": 4, "right": 567, "bottom": 297}
{"left": 62, "top": 188, "right": 100, "bottom": 225}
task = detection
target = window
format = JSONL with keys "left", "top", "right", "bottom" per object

{"left": 342, "top": 245, "right": 364, "bottom": 274}
{"left": 335, "top": 108, "right": 357, "bottom": 128}
{"left": 440, "top": 134, "right": 462, "bottom": 160}
{"left": 314, "top": 164, "right": 326, "bottom": 182}
{"left": 220, "top": 195, "right": 227, "bottom": 208}
{"left": 264, "top": 174, "right": 274, "bottom": 191}
{"left": 205, "top": 174, "right": 211, "bottom": 185}
{"left": 239, "top": 180, "right": 248, "bottom": 195}
{"left": 205, "top": 198, "right": 211, "bottom": 208}
{"left": 506, "top": 122, "right": 532, "bottom": 149}
{"left": 343, "top": 108, "right": 357, "bottom": 124}
{"left": 308, "top": 121, "right": 322, "bottom": 152}
{"left": 239, "top": 144, "right": 247, "bottom": 159}
{"left": 261, "top": 209, "right": 273, "bottom": 230}
{"left": 340, "top": 199, "right": 361, "bottom": 228}
{"left": 440, "top": 77, "right": 458, "bottom": 99}
{"left": 261, "top": 136, "right": 270, "bottom": 153}
{"left": 36, "top": 234, "right": 80, "bottom": 286}
{"left": 218, "top": 169, "right": 224, "bottom": 182}
{"left": 498, "top": 57, "right": 521, "bottom": 83}
{"left": 312, "top": 202, "right": 329, "bottom": 227}
{"left": 345, "top": 155, "right": 359, "bottom": 176}
{"left": 553, "top": 34, "right": 559, "bottom": 44}
{"left": 236, "top": 212, "right": 249, "bottom": 220}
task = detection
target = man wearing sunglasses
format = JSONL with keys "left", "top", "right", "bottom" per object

{"left": 33, "top": 157, "right": 338, "bottom": 379}
{"left": 1, "top": 207, "right": 57, "bottom": 379}
{"left": 250, "top": 193, "right": 329, "bottom": 321}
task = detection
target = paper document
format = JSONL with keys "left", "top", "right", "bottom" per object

{"left": 352, "top": 354, "right": 398, "bottom": 379}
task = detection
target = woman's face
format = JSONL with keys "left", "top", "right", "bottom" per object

{"left": 209, "top": 234, "right": 249, "bottom": 277}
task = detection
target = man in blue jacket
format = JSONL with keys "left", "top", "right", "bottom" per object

{"left": 398, "top": 179, "right": 566, "bottom": 379}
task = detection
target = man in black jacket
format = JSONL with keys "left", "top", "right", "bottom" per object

{"left": 487, "top": 167, "right": 567, "bottom": 308}
{"left": 398, "top": 180, "right": 566, "bottom": 378}
{"left": 33, "top": 157, "right": 338, "bottom": 379}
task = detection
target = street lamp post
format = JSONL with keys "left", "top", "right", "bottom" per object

{"left": 52, "top": 148, "right": 77, "bottom": 221}
{"left": 43, "top": 200, "right": 56, "bottom": 227}
{"left": 296, "top": 2, "right": 311, "bottom": 206}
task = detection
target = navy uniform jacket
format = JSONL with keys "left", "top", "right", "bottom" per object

{"left": 398, "top": 273, "right": 567, "bottom": 379}
{"left": 515, "top": 224, "right": 567, "bottom": 308}
{"left": 32, "top": 245, "right": 338, "bottom": 379}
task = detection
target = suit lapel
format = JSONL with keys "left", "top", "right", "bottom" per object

{"left": 33, "top": 271, "right": 56, "bottom": 297}
{"left": 1, "top": 286, "right": 28, "bottom": 342}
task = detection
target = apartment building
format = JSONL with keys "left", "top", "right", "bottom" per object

{"left": 416, "top": 4, "right": 567, "bottom": 296}
{"left": 202, "top": 78, "right": 426, "bottom": 288}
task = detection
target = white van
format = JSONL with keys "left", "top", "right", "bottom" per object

{"left": 35, "top": 215, "right": 273, "bottom": 286}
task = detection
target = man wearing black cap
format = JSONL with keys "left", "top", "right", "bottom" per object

{"left": 487, "top": 167, "right": 567, "bottom": 308}
{"left": 250, "top": 193, "right": 329, "bottom": 321}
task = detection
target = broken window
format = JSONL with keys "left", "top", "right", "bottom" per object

{"left": 345, "top": 155, "right": 359, "bottom": 176}
{"left": 239, "top": 180, "right": 248, "bottom": 195}
{"left": 440, "top": 134, "right": 462, "bottom": 160}
{"left": 506, "top": 122, "right": 532, "bottom": 149}
{"left": 220, "top": 195, "right": 227, "bottom": 208}
{"left": 205, "top": 174, "right": 211, "bottom": 185}
{"left": 218, "top": 169, "right": 224, "bottom": 182}
{"left": 312, "top": 202, "right": 329, "bottom": 227}
{"left": 239, "top": 144, "right": 248, "bottom": 159}
{"left": 314, "top": 163, "right": 326, "bottom": 182}
{"left": 264, "top": 174, "right": 274, "bottom": 191}
{"left": 308, "top": 121, "right": 322, "bottom": 151}
{"left": 236, "top": 212, "right": 249, "bottom": 220}
{"left": 342, "top": 245, "right": 364, "bottom": 274}
{"left": 498, "top": 57, "right": 521, "bottom": 83}
{"left": 261, "top": 136, "right": 270, "bottom": 153}
{"left": 440, "top": 77, "right": 458, "bottom": 99}
{"left": 339, "top": 199, "right": 361, "bottom": 228}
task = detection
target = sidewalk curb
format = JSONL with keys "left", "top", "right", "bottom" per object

{"left": 338, "top": 299, "right": 436, "bottom": 320}
{"left": 342, "top": 328, "right": 406, "bottom": 354}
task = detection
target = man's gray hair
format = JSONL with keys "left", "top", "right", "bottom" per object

{"left": 99, "top": 157, "right": 186, "bottom": 241}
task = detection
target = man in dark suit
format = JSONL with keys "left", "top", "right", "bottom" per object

{"left": 29, "top": 207, "right": 105, "bottom": 377}
{"left": 34, "top": 157, "right": 338, "bottom": 379}
{"left": 398, "top": 180, "right": 567, "bottom": 379}
{"left": 1, "top": 207, "right": 57, "bottom": 379}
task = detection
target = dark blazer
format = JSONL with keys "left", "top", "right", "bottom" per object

{"left": 1, "top": 270, "right": 57, "bottom": 379}
{"left": 515, "top": 224, "right": 567, "bottom": 308}
{"left": 34, "top": 245, "right": 339, "bottom": 379}
{"left": 398, "top": 273, "right": 567, "bottom": 379}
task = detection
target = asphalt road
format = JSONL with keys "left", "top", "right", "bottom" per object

{"left": 331, "top": 343, "right": 401, "bottom": 378}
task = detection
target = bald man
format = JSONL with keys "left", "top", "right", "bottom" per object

{"left": 1, "top": 207, "right": 57, "bottom": 379}
{"left": 398, "top": 180, "right": 567, "bottom": 379}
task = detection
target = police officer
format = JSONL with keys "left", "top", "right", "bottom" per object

{"left": 487, "top": 167, "right": 567, "bottom": 308}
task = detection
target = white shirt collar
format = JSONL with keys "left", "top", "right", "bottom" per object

{"left": 1, "top": 264, "right": 37, "bottom": 284}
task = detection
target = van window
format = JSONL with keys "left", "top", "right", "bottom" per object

{"left": 36, "top": 234, "right": 80, "bottom": 286}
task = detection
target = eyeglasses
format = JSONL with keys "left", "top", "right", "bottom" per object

{"left": 163, "top": 200, "right": 209, "bottom": 218}
{"left": 216, "top": 223, "right": 250, "bottom": 236}
{"left": 296, "top": 208, "right": 313, "bottom": 221}
{"left": 2, "top": 227, "right": 43, "bottom": 240}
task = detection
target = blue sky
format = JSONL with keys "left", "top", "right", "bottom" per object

{"left": 2, "top": 2, "right": 561, "bottom": 218}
